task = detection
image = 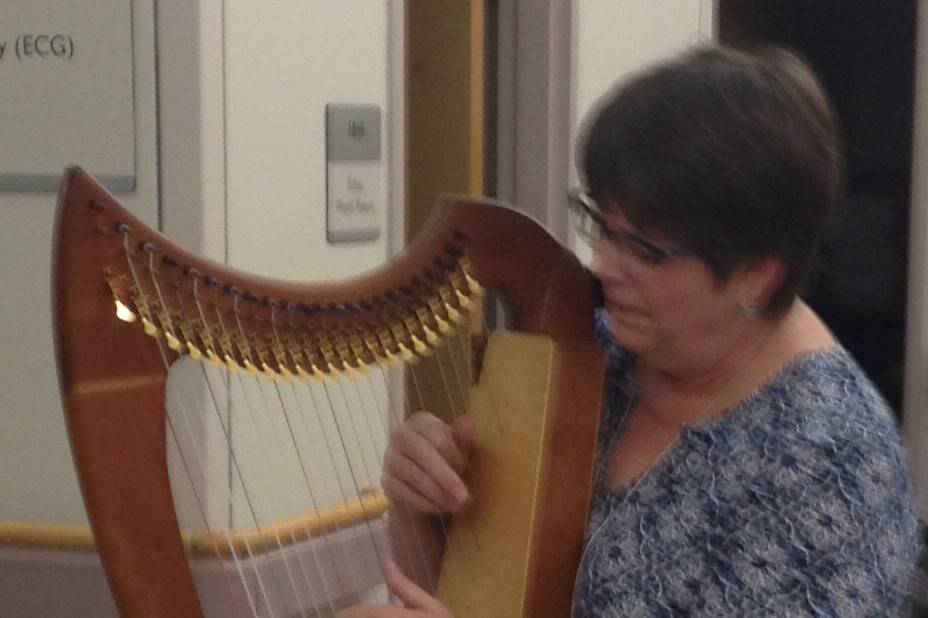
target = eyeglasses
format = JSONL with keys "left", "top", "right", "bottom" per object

{"left": 567, "top": 188, "right": 688, "bottom": 266}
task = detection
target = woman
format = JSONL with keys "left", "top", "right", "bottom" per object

{"left": 341, "top": 45, "right": 920, "bottom": 617}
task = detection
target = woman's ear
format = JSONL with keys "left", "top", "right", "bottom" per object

{"left": 736, "top": 257, "right": 785, "bottom": 313}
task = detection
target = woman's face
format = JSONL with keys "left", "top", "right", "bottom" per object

{"left": 590, "top": 204, "right": 745, "bottom": 369}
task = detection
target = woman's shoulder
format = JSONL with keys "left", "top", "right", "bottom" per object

{"left": 717, "top": 345, "right": 919, "bottom": 543}
{"left": 718, "top": 345, "right": 910, "bottom": 489}
{"left": 672, "top": 347, "right": 920, "bottom": 614}
{"left": 758, "top": 345, "right": 902, "bottom": 450}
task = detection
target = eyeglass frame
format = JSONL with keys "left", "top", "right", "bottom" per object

{"left": 566, "top": 187, "right": 690, "bottom": 266}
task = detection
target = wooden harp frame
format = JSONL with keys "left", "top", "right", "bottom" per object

{"left": 53, "top": 167, "right": 603, "bottom": 617}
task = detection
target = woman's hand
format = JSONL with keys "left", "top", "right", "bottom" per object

{"left": 382, "top": 412, "right": 476, "bottom": 516}
{"left": 336, "top": 560, "right": 454, "bottom": 618}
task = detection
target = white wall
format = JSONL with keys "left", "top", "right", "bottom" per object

{"left": 219, "top": 1, "right": 392, "bottom": 529}
{"left": 0, "top": 0, "right": 398, "bottom": 531}
{"left": 154, "top": 1, "right": 397, "bottom": 532}
{"left": 224, "top": 1, "right": 389, "bottom": 283}
{"left": 0, "top": 0, "right": 159, "bottom": 524}
{"left": 568, "top": 0, "right": 712, "bottom": 262}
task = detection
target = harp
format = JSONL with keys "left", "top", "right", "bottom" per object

{"left": 53, "top": 167, "right": 604, "bottom": 617}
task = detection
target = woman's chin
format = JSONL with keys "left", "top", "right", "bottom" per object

{"left": 607, "top": 321, "right": 649, "bottom": 352}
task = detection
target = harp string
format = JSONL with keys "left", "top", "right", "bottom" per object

{"left": 227, "top": 363, "right": 316, "bottom": 611}
{"left": 450, "top": 324, "right": 485, "bottom": 555}
{"left": 334, "top": 371, "right": 395, "bottom": 580}
{"left": 122, "top": 227, "right": 491, "bottom": 613}
{"left": 216, "top": 299, "right": 326, "bottom": 614}
{"left": 264, "top": 333, "right": 353, "bottom": 605}
{"left": 272, "top": 371, "right": 354, "bottom": 605}
{"left": 276, "top": 308, "right": 378, "bottom": 600}
{"left": 180, "top": 361, "right": 268, "bottom": 617}
{"left": 173, "top": 286, "right": 266, "bottom": 618}
{"left": 432, "top": 332, "right": 482, "bottom": 556}
{"left": 146, "top": 244, "right": 310, "bottom": 617}
{"left": 314, "top": 372, "right": 388, "bottom": 581}
{"left": 197, "top": 361, "right": 306, "bottom": 616}
{"left": 266, "top": 320, "right": 390, "bottom": 604}
{"left": 440, "top": 325, "right": 486, "bottom": 558}
{"left": 268, "top": 309, "right": 358, "bottom": 586}
{"left": 121, "top": 231, "right": 262, "bottom": 617}
{"left": 189, "top": 277, "right": 300, "bottom": 616}
{"left": 300, "top": 373, "right": 375, "bottom": 591}
{"left": 163, "top": 400, "right": 252, "bottom": 618}
{"left": 162, "top": 264, "right": 289, "bottom": 616}
{"left": 229, "top": 295, "right": 343, "bottom": 611}
{"left": 405, "top": 348, "right": 473, "bottom": 603}
{"left": 367, "top": 365, "right": 439, "bottom": 593}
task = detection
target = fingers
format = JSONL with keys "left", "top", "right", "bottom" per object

{"left": 383, "top": 412, "right": 474, "bottom": 515}
{"left": 450, "top": 416, "right": 476, "bottom": 455}
{"left": 335, "top": 562, "right": 454, "bottom": 618}
{"left": 410, "top": 412, "right": 470, "bottom": 474}
{"left": 402, "top": 424, "right": 469, "bottom": 502}
{"left": 336, "top": 605, "right": 407, "bottom": 618}
{"left": 382, "top": 452, "right": 448, "bottom": 515}
{"left": 384, "top": 560, "right": 453, "bottom": 617}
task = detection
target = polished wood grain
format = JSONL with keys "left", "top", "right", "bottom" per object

{"left": 53, "top": 166, "right": 603, "bottom": 617}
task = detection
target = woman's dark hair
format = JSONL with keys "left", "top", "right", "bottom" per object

{"left": 579, "top": 45, "right": 843, "bottom": 316}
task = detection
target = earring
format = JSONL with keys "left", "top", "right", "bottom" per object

{"left": 739, "top": 298, "right": 758, "bottom": 320}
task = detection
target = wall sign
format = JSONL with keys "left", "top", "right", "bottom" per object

{"left": 0, "top": 1, "right": 135, "bottom": 193}
{"left": 325, "top": 104, "right": 382, "bottom": 243}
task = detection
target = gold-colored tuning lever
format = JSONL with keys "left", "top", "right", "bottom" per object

{"left": 255, "top": 343, "right": 283, "bottom": 381}
{"left": 141, "top": 316, "right": 160, "bottom": 337}
{"left": 103, "top": 270, "right": 138, "bottom": 323}
{"left": 455, "top": 257, "right": 485, "bottom": 296}
{"left": 217, "top": 333, "right": 241, "bottom": 372}
{"left": 388, "top": 320, "right": 420, "bottom": 364}
{"left": 414, "top": 306, "right": 441, "bottom": 345}
{"left": 164, "top": 329, "right": 183, "bottom": 352}
{"left": 374, "top": 330, "right": 401, "bottom": 367}
{"left": 231, "top": 332, "right": 259, "bottom": 376}
{"left": 115, "top": 300, "right": 137, "bottom": 323}
{"left": 270, "top": 342, "right": 295, "bottom": 382}
{"left": 427, "top": 296, "right": 455, "bottom": 336}
{"left": 177, "top": 320, "right": 203, "bottom": 360}
{"left": 438, "top": 286, "right": 466, "bottom": 324}
{"left": 284, "top": 335, "right": 314, "bottom": 381}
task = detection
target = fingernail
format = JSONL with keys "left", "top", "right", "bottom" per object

{"left": 454, "top": 485, "right": 469, "bottom": 505}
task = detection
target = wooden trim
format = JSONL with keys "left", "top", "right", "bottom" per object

{"left": 469, "top": 0, "right": 486, "bottom": 197}
{"left": 0, "top": 490, "right": 387, "bottom": 557}
{"left": 406, "top": 0, "right": 486, "bottom": 239}
{"left": 0, "top": 522, "right": 97, "bottom": 552}
{"left": 55, "top": 167, "right": 598, "bottom": 617}
{"left": 904, "top": 0, "right": 928, "bottom": 518}
{"left": 186, "top": 490, "right": 387, "bottom": 557}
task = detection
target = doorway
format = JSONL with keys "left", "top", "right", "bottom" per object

{"left": 719, "top": 0, "right": 918, "bottom": 415}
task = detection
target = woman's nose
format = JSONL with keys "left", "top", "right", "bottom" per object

{"left": 590, "top": 243, "right": 627, "bottom": 284}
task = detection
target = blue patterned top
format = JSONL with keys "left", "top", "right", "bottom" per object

{"left": 572, "top": 317, "right": 921, "bottom": 617}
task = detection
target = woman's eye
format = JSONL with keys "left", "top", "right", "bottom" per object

{"left": 627, "top": 241, "right": 658, "bottom": 264}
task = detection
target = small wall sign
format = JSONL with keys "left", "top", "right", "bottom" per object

{"left": 325, "top": 104, "right": 382, "bottom": 243}
{"left": 0, "top": 0, "right": 136, "bottom": 193}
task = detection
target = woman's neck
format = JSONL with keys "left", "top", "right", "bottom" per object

{"left": 636, "top": 301, "right": 835, "bottom": 428}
